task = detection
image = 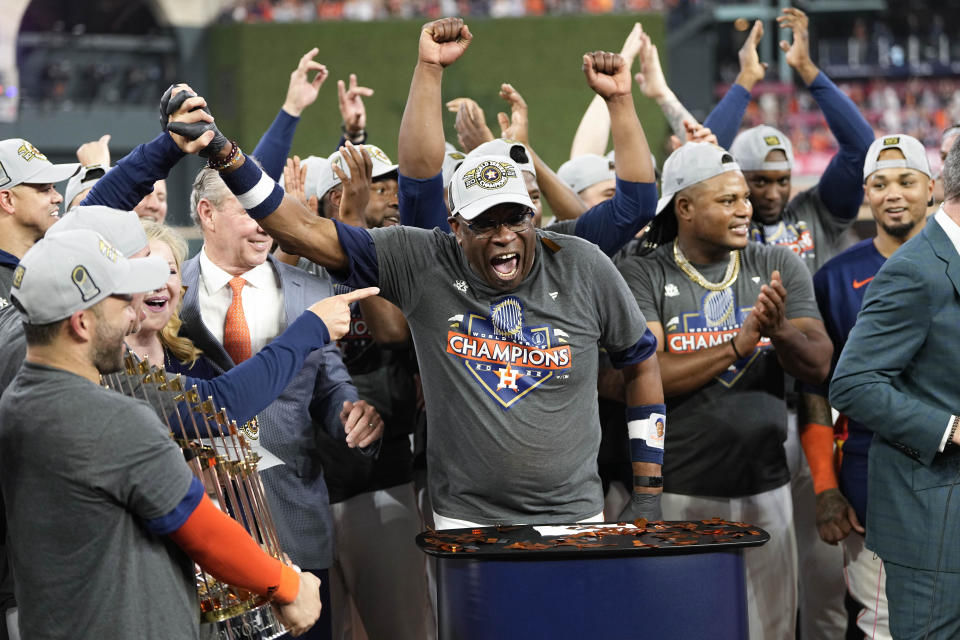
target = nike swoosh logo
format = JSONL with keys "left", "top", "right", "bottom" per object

{"left": 852, "top": 277, "right": 874, "bottom": 289}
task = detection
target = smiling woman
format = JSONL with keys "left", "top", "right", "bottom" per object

{"left": 123, "top": 220, "right": 212, "bottom": 375}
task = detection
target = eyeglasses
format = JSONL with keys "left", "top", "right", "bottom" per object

{"left": 462, "top": 210, "right": 533, "bottom": 237}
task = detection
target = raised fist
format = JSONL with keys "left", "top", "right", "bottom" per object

{"left": 582, "top": 51, "right": 632, "bottom": 101}
{"left": 418, "top": 18, "right": 472, "bottom": 68}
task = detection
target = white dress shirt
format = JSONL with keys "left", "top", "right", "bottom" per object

{"left": 197, "top": 248, "right": 286, "bottom": 357}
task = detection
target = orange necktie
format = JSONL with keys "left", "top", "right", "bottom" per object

{"left": 223, "top": 276, "right": 252, "bottom": 364}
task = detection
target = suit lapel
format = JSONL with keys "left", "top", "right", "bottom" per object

{"left": 926, "top": 220, "right": 960, "bottom": 300}
{"left": 180, "top": 254, "right": 235, "bottom": 371}
{"left": 270, "top": 255, "right": 303, "bottom": 325}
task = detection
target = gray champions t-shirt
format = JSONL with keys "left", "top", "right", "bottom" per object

{"left": 618, "top": 242, "right": 820, "bottom": 498}
{"left": 0, "top": 363, "right": 198, "bottom": 639}
{"left": 368, "top": 226, "right": 647, "bottom": 524}
{"left": 753, "top": 186, "right": 854, "bottom": 274}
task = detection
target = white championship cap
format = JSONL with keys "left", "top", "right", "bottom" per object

{"left": 448, "top": 154, "right": 535, "bottom": 221}
{"left": 316, "top": 144, "right": 399, "bottom": 199}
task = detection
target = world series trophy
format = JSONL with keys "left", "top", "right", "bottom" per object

{"left": 102, "top": 354, "right": 288, "bottom": 639}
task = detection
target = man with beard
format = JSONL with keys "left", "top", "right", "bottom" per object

{"left": 800, "top": 134, "right": 934, "bottom": 639}
{"left": 0, "top": 229, "right": 324, "bottom": 638}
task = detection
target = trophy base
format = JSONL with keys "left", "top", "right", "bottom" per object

{"left": 201, "top": 603, "right": 286, "bottom": 640}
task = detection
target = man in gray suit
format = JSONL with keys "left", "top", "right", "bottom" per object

{"left": 831, "top": 140, "right": 960, "bottom": 637}
{"left": 181, "top": 168, "right": 383, "bottom": 640}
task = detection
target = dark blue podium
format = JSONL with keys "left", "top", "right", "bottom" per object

{"left": 417, "top": 520, "right": 769, "bottom": 639}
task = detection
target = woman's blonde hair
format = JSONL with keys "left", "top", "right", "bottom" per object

{"left": 141, "top": 220, "right": 204, "bottom": 367}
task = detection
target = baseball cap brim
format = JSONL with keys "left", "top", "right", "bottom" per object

{"left": 456, "top": 191, "right": 536, "bottom": 221}
{"left": 115, "top": 255, "right": 170, "bottom": 296}
{"left": 21, "top": 162, "right": 80, "bottom": 186}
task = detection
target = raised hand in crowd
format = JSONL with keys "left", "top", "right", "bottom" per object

{"left": 448, "top": 97, "right": 494, "bottom": 152}
{"left": 735, "top": 19, "right": 767, "bottom": 91}
{"left": 634, "top": 26, "right": 698, "bottom": 141}
{"left": 418, "top": 16, "right": 472, "bottom": 68}
{"left": 337, "top": 73, "right": 373, "bottom": 142}
{"left": 497, "top": 83, "right": 529, "bottom": 144}
{"left": 75, "top": 134, "right": 111, "bottom": 167}
{"left": 162, "top": 84, "right": 224, "bottom": 157}
{"left": 778, "top": 7, "right": 819, "bottom": 84}
{"left": 670, "top": 120, "right": 719, "bottom": 150}
{"left": 583, "top": 51, "right": 632, "bottom": 101}
{"left": 283, "top": 155, "right": 320, "bottom": 216}
{"left": 569, "top": 22, "right": 644, "bottom": 157}
{"left": 332, "top": 141, "right": 373, "bottom": 227}
{"left": 282, "top": 47, "right": 329, "bottom": 118}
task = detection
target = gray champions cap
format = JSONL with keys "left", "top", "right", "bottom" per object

{"left": 11, "top": 228, "right": 168, "bottom": 324}
{"left": 862, "top": 134, "right": 932, "bottom": 181}
{"left": 557, "top": 154, "right": 616, "bottom": 193}
{"left": 657, "top": 142, "right": 743, "bottom": 214}
{"left": 47, "top": 205, "right": 149, "bottom": 257}
{"left": 729, "top": 125, "right": 795, "bottom": 172}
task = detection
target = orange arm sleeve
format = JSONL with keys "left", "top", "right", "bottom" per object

{"left": 168, "top": 493, "right": 300, "bottom": 605}
{"left": 800, "top": 422, "right": 839, "bottom": 494}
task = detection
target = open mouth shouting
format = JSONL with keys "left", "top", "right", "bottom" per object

{"left": 490, "top": 252, "right": 520, "bottom": 280}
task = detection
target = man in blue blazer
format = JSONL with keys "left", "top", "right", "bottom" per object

{"left": 831, "top": 140, "right": 960, "bottom": 638}
{"left": 180, "top": 167, "right": 383, "bottom": 639}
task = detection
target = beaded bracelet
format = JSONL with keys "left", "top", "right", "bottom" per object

{"left": 207, "top": 141, "right": 241, "bottom": 172}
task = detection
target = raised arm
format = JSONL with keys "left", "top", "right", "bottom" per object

{"left": 252, "top": 48, "right": 328, "bottom": 181}
{"left": 569, "top": 22, "right": 643, "bottom": 157}
{"left": 703, "top": 20, "right": 766, "bottom": 149}
{"left": 778, "top": 8, "right": 873, "bottom": 221}
{"left": 634, "top": 29, "right": 699, "bottom": 142}
{"left": 397, "top": 18, "right": 473, "bottom": 179}
{"left": 494, "top": 83, "right": 587, "bottom": 221}
{"left": 564, "top": 51, "right": 658, "bottom": 254}
{"left": 337, "top": 73, "right": 374, "bottom": 148}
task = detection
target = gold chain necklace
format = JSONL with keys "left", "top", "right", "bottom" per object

{"left": 672, "top": 239, "right": 741, "bottom": 291}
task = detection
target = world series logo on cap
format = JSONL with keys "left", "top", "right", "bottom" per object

{"left": 463, "top": 160, "right": 517, "bottom": 190}
{"left": 17, "top": 142, "right": 47, "bottom": 163}
{"left": 883, "top": 136, "right": 900, "bottom": 145}
{"left": 11, "top": 265, "right": 24, "bottom": 289}
{"left": 763, "top": 136, "right": 781, "bottom": 146}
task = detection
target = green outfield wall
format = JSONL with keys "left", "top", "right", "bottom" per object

{"left": 207, "top": 14, "right": 668, "bottom": 180}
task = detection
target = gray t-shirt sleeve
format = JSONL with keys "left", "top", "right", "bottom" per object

{"left": 772, "top": 245, "right": 822, "bottom": 320}
{"left": 93, "top": 401, "right": 194, "bottom": 521}
{"left": 590, "top": 249, "right": 648, "bottom": 352}
{"left": 618, "top": 256, "right": 662, "bottom": 325}
{"left": 368, "top": 225, "right": 438, "bottom": 313}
